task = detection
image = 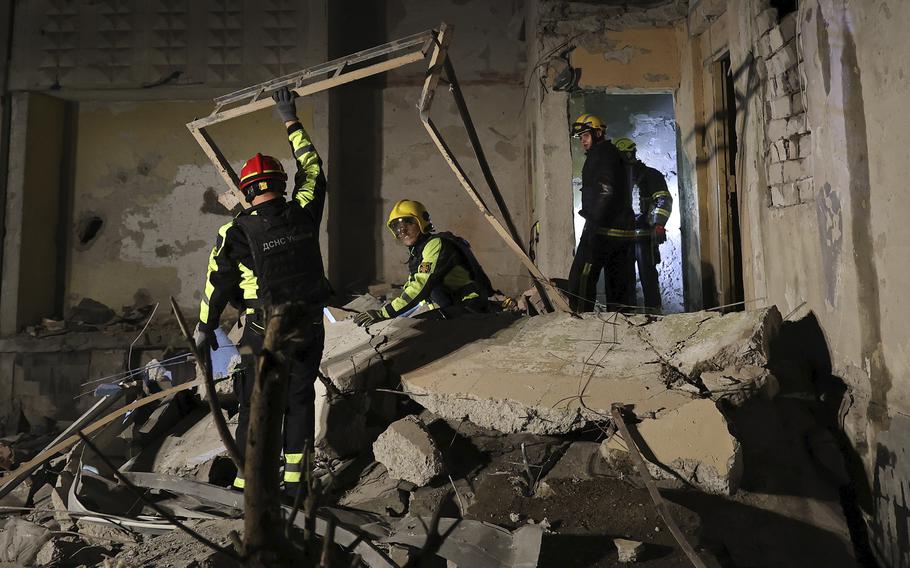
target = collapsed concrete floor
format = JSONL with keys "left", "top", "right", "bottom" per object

{"left": 0, "top": 306, "right": 865, "bottom": 566}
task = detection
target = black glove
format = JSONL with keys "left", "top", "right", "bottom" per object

{"left": 354, "top": 309, "right": 385, "bottom": 327}
{"left": 273, "top": 87, "right": 298, "bottom": 123}
{"left": 193, "top": 324, "right": 218, "bottom": 353}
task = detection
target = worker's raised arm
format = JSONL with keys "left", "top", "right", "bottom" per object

{"left": 272, "top": 87, "right": 326, "bottom": 221}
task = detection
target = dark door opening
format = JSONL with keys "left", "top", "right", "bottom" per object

{"left": 707, "top": 56, "right": 745, "bottom": 311}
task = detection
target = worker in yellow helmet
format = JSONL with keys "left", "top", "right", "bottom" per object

{"left": 567, "top": 113, "right": 635, "bottom": 312}
{"left": 354, "top": 200, "right": 493, "bottom": 326}
{"left": 615, "top": 137, "right": 673, "bottom": 313}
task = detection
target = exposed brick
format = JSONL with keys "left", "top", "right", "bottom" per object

{"left": 791, "top": 94, "right": 805, "bottom": 115}
{"left": 783, "top": 159, "right": 806, "bottom": 181}
{"left": 767, "top": 42, "right": 798, "bottom": 75}
{"left": 786, "top": 114, "right": 809, "bottom": 136}
{"left": 755, "top": 8, "right": 778, "bottom": 36}
{"left": 757, "top": 34, "right": 773, "bottom": 59}
{"left": 767, "top": 118, "right": 788, "bottom": 139}
{"left": 798, "top": 133, "right": 812, "bottom": 158}
{"left": 770, "top": 95, "right": 796, "bottom": 119}
{"left": 784, "top": 69, "right": 803, "bottom": 93}
{"left": 770, "top": 139, "right": 787, "bottom": 163}
{"left": 768, "top": 13, "right": 798, "bottom": 53}
{"left": 770, "top": 183, "right": 799, "bottom": 207}
{"left": 796, "top": 178, "right": 814, "bottom": 202}
{"left": 767, "top": 163, "right": 784, "bottom": 185}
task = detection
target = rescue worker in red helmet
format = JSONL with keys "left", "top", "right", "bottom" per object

{"left": 194, "top": 86, "right": 331, "bottom": 496}
{"left": 353, "top": 199, "right": 493, "bottom": 326}
{"left": 567, "top": 113, "right": 635, "bottom": 312}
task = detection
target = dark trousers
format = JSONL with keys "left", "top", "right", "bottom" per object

{"left": 234, "top": 314, "right": 325, "bottom": 471}
{"left": 634, "top": 236, "right": 662, "bottom": 311}
{"left": 568, "top": 228, "right": 634, "bottom": 312}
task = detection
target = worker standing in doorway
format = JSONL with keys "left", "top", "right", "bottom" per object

{"left": 615, "top": 137, "right": 673, "bottom": 314}
{"left": 354, "top": 199, "right": 493, "bottom": 326}
{"left": 194, "top": 86, "right": 331, "bottom": 498}
{"left": 567, "top": 114, "right": 635, "bottom": 312}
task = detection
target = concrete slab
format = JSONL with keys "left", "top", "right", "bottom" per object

{"left": 602, "top": 398, "right": 743, "bottom": 494}
{"left": 373, "top": 416, "right": 442, "bottom": 486}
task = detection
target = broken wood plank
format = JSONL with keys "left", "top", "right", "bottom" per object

{"left": 610, "top": 405, "right": 708, "bottom": 568}
{"left": 417, "top": 25, "right": 571, "bottom": 314}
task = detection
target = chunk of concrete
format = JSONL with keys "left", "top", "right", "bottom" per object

{"left": 140, "top": 409, "right": 236, "bottom": 478}
{"left": 614, "top": 538, "right": 645, "bottom": 562}
{"left": 373, "top": 416, "right": 443, "bottom": 486}
{"left": 602, "top": 398, "right": 743, "bottom": 494}
{"left": 400, "top": 309, "right": 780, "bottom": 435}
{"left": 338, "top": 463, "right": 408, "bottom": 516}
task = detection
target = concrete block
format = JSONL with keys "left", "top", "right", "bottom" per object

{"left": 373, "top": 415, "right": 442, "bottom": 486}
{"left": 767, "top": 163, "right": 784, "bottom": 186}
{"left": 783, "top": 159, "right": 806, "bottom": 182}
{"left": 797, "top": 177, "right": 815, "bottom": 202}
{"left": 615, "top": 538, "right": 645, "bottom": 563}
{"left": 769, "top": 139, "right": 786, "bottom": 163}
{"left": 784, "top": 66, "right": 804, "bottom": 93}
{"left": 770, "top": 183, "right": 799, "bottom": 208}
{"left": 767, "top": 118, "right": 788, "bottom": 140}
{"left": 769, "top": 95, "right": 796, "bottom": 120}
{"left": 755, "top": 8, "right": 777, "bottom": 36}
{"left": 602, "top": 398, "right": 744, "bottom": 494}
{"left": 543, "top": 441, "right": 604, "bottom": 482}
{"left": 791, "top": 94, "right": 805, "bottom": 115}
{"left": 768, "top": 13, "right": 797, "bottom": 53}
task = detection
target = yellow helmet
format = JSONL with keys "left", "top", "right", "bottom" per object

{"left": 614, "top": 137, "right": 637, "bottom": 153}
{"left": 571, "top": 113, "right": 605, "bottom": 138}
{"left": 387, "top": 199, "right": 433, "bottom": 235}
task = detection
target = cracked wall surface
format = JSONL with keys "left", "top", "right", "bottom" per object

{"left": 686, "top": 0, "right": 910, "bottom": 563}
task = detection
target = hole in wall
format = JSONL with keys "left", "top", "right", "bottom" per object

{"left": 76, "top": 215, "right": 104, "bottom": 247}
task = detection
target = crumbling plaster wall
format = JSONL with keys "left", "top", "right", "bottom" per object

{"left": 525, "top": 1, "right": 696, "bottom": 304}
{"left": 3, "top": 0, "right": 330, "bottom": 323}
{"left": 377, "top": 0, "right": 529, "bottom": 296}
{"left": 67, "top": 101, "right": 320, "bottom": 313}
{"left": 692, "top": 0, "right": 910, "bottom": 563}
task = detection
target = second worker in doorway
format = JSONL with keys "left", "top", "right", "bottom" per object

{"left": 567, "top": 114, "right": 636, "bottom": 312}
{"left": 616, "top": 137, "right": 673, "bottom": 313}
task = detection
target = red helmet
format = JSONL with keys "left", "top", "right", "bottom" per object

{"left": 238, "top": 153, "right": 287, "bottom": 197}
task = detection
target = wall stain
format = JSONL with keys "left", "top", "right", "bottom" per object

{"left": 644, "top": 73, "right": 670, "bottom": 82}
{"left": 815, "top": 182, "right": 842, "bottom": 306}
{"left": 841, "top": 17, "right": 891, "bottom": 430}
{"left": 817, "top": 4, "right": 831, "bottom": 95}
{"left": 494, "top": 140, "right": 518, "bottom": 162}
{"left": 200, "top": 188, "right": 232, "bottom": 216}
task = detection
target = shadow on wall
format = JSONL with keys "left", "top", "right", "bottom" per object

{"left": 745, "top": 311, "right": 879, "bottom": 566}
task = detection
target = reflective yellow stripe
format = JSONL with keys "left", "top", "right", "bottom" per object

{"left": 233, "top": 476, "right": 245, "bottom": 489}
{"left": 284, "top": 471, "right": 302, "bottom": 483}
{"left": 285, "top": 453, "right": 303, "bottom": 465}
{"left": 238, "top": 261, "right": 258, "bottom": 301}
{"left": 289, "top": 127, "right": 321, "bottom": 208}
{"left": 654, "top": 208, "right": 671, "bottom": 218}
{"left": 200, "top": 221, "right": 235, "bottom": 323}
{"left": 652, "top": 191, "right": 672, "bottom": 199}
{"left": 595, "top": 228, "right": 638, "bottom": 238}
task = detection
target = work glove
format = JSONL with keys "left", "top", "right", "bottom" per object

{"left": 654, "top": 224, "right": 667, "bottom": 245}
{"left": 354, "top": 309, "right": 385, "bottom": 328}
{"left": 273, "top": 86, "right": 298, "bottom": 123}
{"left": 193, "top": 323, "right": 218, "bottom": 353}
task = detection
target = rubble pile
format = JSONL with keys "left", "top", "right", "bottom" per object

{"left": 0, "top": 306, "right": 859, "bottom": 567}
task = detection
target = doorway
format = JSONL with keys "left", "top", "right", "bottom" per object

{"left": 705, "top": 55, "right": 744, "bottom": 310}
{"left": 568, "top": 92, "right": 684, "bottom": 313}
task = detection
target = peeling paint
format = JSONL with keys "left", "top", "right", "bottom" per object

{"left": 815, "top": 182, "right": 842, "bottom": 306}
